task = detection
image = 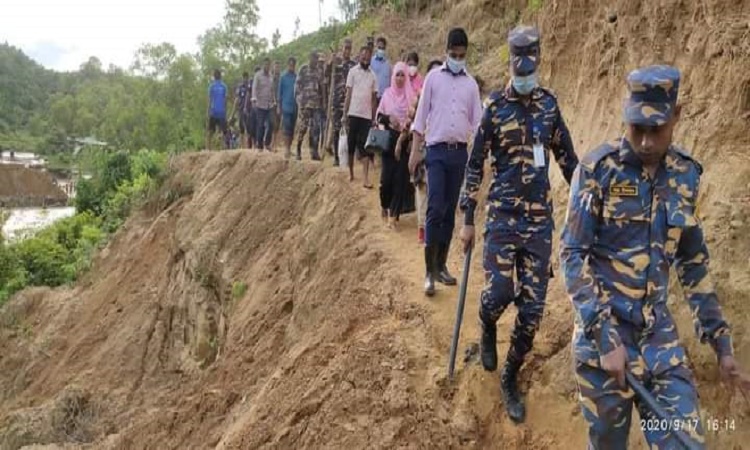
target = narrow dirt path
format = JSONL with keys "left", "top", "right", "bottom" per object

{"left": 348, "top": 162, "right": 594, "bottom": 449}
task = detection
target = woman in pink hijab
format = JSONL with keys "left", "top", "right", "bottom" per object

{"left": 376, "top": 61, "right": 417, "bottom": 229}
{"left": 405, "top": 52, "right": 424, "bottom": 93}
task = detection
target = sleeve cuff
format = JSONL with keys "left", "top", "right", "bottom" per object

{"left": 463, "top": 208, "right": 475, "bottom": 226}
{"left": 713, "top": 334, "right": 734, "bottom": 358}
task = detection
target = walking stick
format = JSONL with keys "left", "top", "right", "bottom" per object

{"left": 448, "top": 245, "right": 473, "bottom": 382}
{"left": 625, "top": 372, "right": 702, "bottom": 450}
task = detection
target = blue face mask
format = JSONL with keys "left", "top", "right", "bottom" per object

{"left": 446, "top": 57, "right": 466, "bottom": 74}
{"left": 375, "top": 49, "right": 386, "bottom": 59}
{"left": 512, "top": 72, "right": 538, "bottom": 95}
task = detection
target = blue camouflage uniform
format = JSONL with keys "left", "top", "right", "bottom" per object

{"left": 561, "top": 65, "right": 733, "bottom": 449}
{"left": 460, "top": 26, "right": 578, "bottom": 368}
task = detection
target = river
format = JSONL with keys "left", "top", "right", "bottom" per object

{"left": 2, "top": 207, "right": 77, "bottom": 243}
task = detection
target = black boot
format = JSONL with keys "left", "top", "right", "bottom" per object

{"left": 436, "top": 243, "right": 457, "bottom": 285}
{"left": 501, "top": 359, "right": 526, "bottom": 423}
{"left": 424, "top": 244, "right": 437, "bottom": 297}
{"left": 480, "top": 319, "right": 498, "bottom": 372}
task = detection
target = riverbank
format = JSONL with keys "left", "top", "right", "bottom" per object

{"left": 0, "top": 165, "right": 68, "bottom": 208}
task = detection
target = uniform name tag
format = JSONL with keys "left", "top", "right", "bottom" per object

{"left": 533, "top": 143, "right": 545, "bottom": 168}
{"left": 610, "top": 185, "right": 638, "bottom": 196}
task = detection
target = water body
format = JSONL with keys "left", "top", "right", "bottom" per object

{"left": 2, "top": 207, "right": 76, "bottom": 243}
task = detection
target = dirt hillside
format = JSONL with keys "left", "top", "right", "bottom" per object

{"left": 1, "top": 0, "right": 750, "bottom": 449}
{"left": 0, "top": 166, "right": 67, "bottom": 207}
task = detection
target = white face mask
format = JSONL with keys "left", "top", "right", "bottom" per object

{"left": 408, "top": 65, "right": 418, "bottom": 76}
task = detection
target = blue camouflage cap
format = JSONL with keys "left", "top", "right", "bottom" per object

{"left": 624, "top": 65, "right": 680, "bottom": 126}
{"left": 508, "top": 26, "right": 540, "bottom": 76}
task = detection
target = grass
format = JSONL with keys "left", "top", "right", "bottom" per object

{"left": 528, "top": 0, "right": 543, "bottom": 12}
{"left": 232, "top": 281, "right": 248, "bottom": 300}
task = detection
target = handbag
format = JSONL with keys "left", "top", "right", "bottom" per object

{"left": 364, "top": 128, "right": 393, "bottom": 153}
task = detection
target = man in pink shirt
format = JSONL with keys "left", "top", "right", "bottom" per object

{"left": 409, "top": 28, "right": 482, "bottom": 296}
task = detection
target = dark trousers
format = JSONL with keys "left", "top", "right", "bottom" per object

{"left": 480, "top": 220, "right": 552, "bottom": 364}
{"left": 424, "top": 144, "right": 468, "bottom": 246}
{"left": 255, "top": 107, "right": 272, "bottom": 149}
{"left": 247, "top": 109, "right": 257, "bottom": 147}
{"left": 347, "top": 116, "right": 372, "bottom": 161}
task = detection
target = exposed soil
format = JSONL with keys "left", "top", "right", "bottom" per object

{"left": 1, "top": 0, "right": 749, "bottom": 449}
{"left": 0, "top": 166, "right": 67, "bottom": 208}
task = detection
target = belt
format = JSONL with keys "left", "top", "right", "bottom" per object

{"left": 431, "top": 142, "right": 467, "bottom": 150}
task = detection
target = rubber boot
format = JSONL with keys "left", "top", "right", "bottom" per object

{"left": 480, "top": 318, "right": 497, "bottom": 371}
{"left": 424, "top": 244, "right": 437, "bottom": 297}
{"left": 501, "top": 358, "right": 526, "bottom": 423}
{"left": 436, "top": 243, "right": 457, "bottom": 285}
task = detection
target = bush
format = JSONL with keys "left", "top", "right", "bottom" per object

{"left": 2, "top": 149, "right": 166, "bottom": 305}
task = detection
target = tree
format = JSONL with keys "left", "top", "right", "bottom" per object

{"left": 131, "top": 42, "right": 177, "bottom": 79}
{"left": 79, "top": 56, "right": 103, "bottom": 78}
{"left": 293, "top": 16, "right": 301, "bottom": 39}
{"left": 272, "top": 28, "right": 281, "bottom": 49}
{"left": 221, "top": 0, "right": 266, "bottom": 67}
{"left": 338, "top": 0, "right": 358, "bottom": 21}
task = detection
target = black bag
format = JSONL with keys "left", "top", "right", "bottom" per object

{"left": 364, "top": 128, "right": 393, "bottom": 153}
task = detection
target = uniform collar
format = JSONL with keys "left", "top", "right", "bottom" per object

{"left": 504, "top": 81, "right": 543, "bottom": 101}
{"left": 619, "top": 137, "right": 674, "bottom": 174}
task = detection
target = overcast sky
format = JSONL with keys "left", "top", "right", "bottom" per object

{"left": 0, "top": 0, "right": 341, "bottom": 72}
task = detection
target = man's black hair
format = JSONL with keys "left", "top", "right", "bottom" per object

{"left": 427, "top": 59, "right": 443, "bottom": 71}
{"left": 263, "top": 57, "right": 270, "bottom": 63}
{"left": 213, "top": 69, "right": 222, "bottom": 80}
{"left": 406, "top": 52, "right": 419, "bottom": 64}
{"left": 376, "top": 36, "right": 387, "bottom": 47}
{"left": 288, "top": 56, "right": 296, "bottom": 64}
{"left": 254, "top": 66, "right": 261, "bottom": 72}
{"left": 446, "top": 28, "right": 469, "bottom": 49}
{"left": 242, "top": 71, "right": 249, "bottom": 78}
{"left": 360, "top": 45, "right": 371, "bottom": 53}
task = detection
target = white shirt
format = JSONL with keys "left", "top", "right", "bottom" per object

{"left": 345, "top": 64, "right": 378, "bottom": 120}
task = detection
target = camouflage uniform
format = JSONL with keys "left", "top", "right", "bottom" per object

{"left": 460, "top": 26, "right": 578, "bottom": 377}
{"left": 561, "top": 65, "right": 732, "bottom": 450}
{"left": 327, "top": 55, "right": 357, "bottom": 163}
{"left": 295, "top": 58, "right": 325, "bottom": 159}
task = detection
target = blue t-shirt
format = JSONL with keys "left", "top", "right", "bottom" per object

{"left": 278, "top": 71, "right": 297, "bottom": 114}
{"left": 370, "top": 56, "right": 391, "bottom": 98}
{"left": 209, "top": 80, "right": 228, "bottom": 118}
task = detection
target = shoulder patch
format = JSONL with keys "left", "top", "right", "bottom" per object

{"left": 671, "top": 146, "right": 703, "bottom": 175}
{"left": 484, "top": 90, "right": 506, "bottom": 108}
{"left": 580, "top": 140, "right": 619, "bottom": 172}
{"left": 539, "top": 86, "right": 558, "bottom": 99}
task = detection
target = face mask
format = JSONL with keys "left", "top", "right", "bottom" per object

{"left": 408, "top": 65, "right": 418, "bottom": 76}
{"left": 375, "top": 49, "right": 386, "bottom": 59}
{"left": 446, "top": 56, "right": 466, "bottom": 74}
{"left": 512, "top": 72, "right": 538, "bottom": 95}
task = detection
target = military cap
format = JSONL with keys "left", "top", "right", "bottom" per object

{"left": 624, "top": 65, "right": 680, "bottom": 126}
{"left": 508, "top": 25, "right": 540, "bottom": 76}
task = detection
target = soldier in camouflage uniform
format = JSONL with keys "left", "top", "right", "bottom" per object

{"left": 459, "top": 26, "right": 578, "bottom": 423}
{"left": 295, "top": 51, "right": 325, "bottom": 161}
{"left": 326, "top": 39, "right": 357, "bottom": 166}
{"left": 561, "top": 65, "right": 750, "bottom": 449}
